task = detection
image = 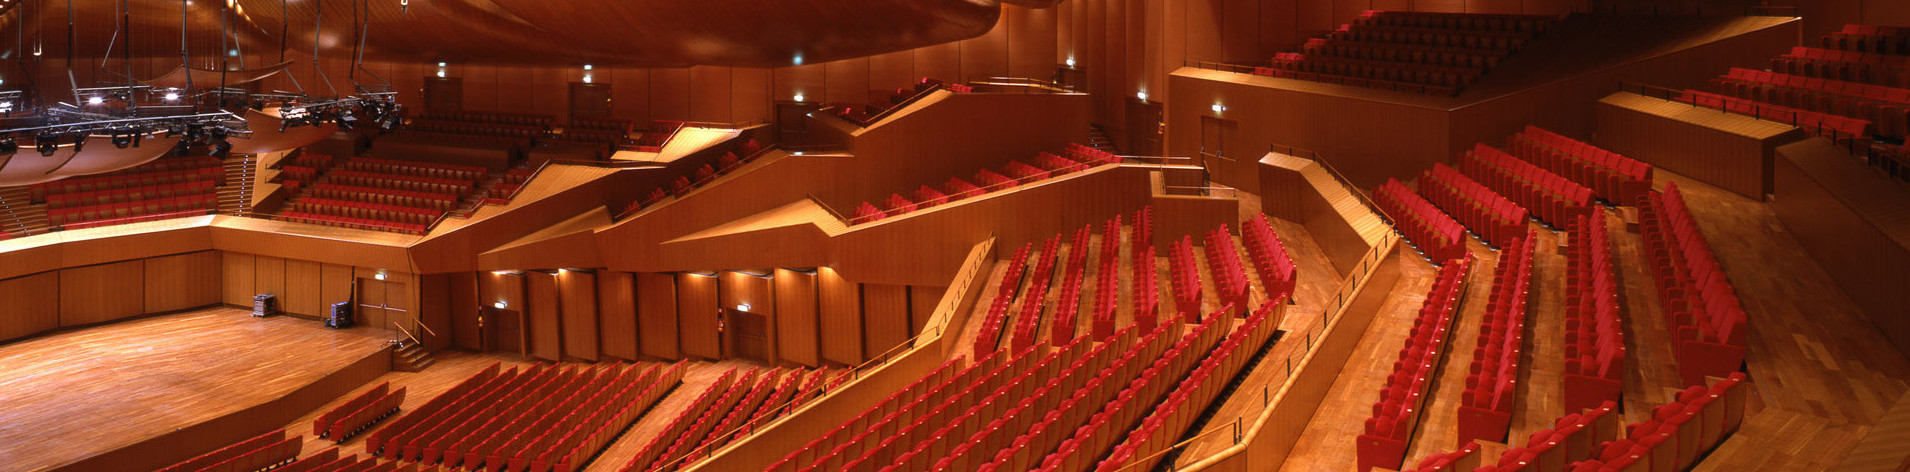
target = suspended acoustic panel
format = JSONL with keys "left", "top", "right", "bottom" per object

{"left": 140, "top": 61, "right": 295, "bottom": 90}
{"left": 229, "top": 108, "right": 338, "bottom": 155}
{"left": 0, "top": 132, "right": 181, "bottom": 187}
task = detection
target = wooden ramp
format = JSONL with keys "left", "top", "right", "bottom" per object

{"left": 1835, "top": 390, "right": 1910, "bottom": 472}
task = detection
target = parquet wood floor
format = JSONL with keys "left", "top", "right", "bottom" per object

{"left": 0, "top": 307, "right": 387, "bottom": 472}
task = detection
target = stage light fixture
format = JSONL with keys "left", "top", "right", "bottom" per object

{"left": 335, "top": 114, "right": 357, "bottom": 130}
{"left": 36, "top": 133, "right": 57, "bottom": 156}
{"left": 163, "top": 92, "right": 179, "bottom": 101}
{"left": 0, "top": 138, "right": 16, "bottom": 154}
{"left": 86, "top": 96, "right": 104, "bottom": 105}
{"left": 112, "top": 132, "right": 132, "bottom": 149}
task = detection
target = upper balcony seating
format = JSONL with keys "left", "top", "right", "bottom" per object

{"left": 1822, "top": 24, "right": 1910, "bottom": 56}
{"left": 1477, "top": 401, "right": 1620, "bottom": 472}
{"left": 1710, "top": 67, "right": 1910, "bottom": 138}
{"left": 1773, "top": 46, "right": 1910, "bottom": 88}
{"left": 1418, "top": 163, "right": 1528, "bottom": 248}
{"left": 307, "top": 183, "right": 458, "bottom": 212}
{"left": 1563, "top": 374, "right": 1749, "bottom": 472}
{"left": 1679, "top": 89, "right": 1876, "bottom": 152}
{"left": 1638, "top": 183, "right": 1748, "bottom": 388}
{"left": 847, "top": 143, "right": 1121, "bottom": 225}
{"left": 1564, "top": 212, "right": 1625, "bottom": 414}
{"left": 48, "top": 193, "right": 217, "bottom": 228}
{"left": 341, "top": 157, "right": 487, "bottom": 182}
{"left": 1509, "top": 126, "right": 1653, "bottom": 205}
{"left": 1460, "top": 142, "right": 1593, "bottom": 228}
{"left": 1402, "top": 442, "right": 1483, "bottom": 472}
{"left": 29, "top": 156, "right": 222, "bottom": 202}
{"left": 1375, "top": 178, "right": 1467, "bottom": 262}
{"left": 1457, "top": 230, "right": 1535, "bottom": 443}
{"left": 617, "top": 139, "right": 770, "bottom": 217}
{"left": 420, "top": 110, "right": 556, "bottom": 128}
{"left": 156, "top": 429, "right": 302, "bottom": 472}
{"left": 1258, "top": 11, "right": 1551, "bottom": 95}
{"left": 831, "top": 77, "right": 950, "bottom": 126}
{"left": 1357, "top": 257, "right": 1471, "bottom": 472}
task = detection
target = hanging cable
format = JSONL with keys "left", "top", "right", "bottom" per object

{"left": 315, "top": 0, "right": 335, "bottom": 97}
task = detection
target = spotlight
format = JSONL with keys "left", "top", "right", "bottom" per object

{"left": 86, "top": 96, "right": 104, "bottom": 105}
{"left": 163, "top": 92, "right": 179, "bottom": 101}
{"left": 1137, "top": 91, "right": 1148, "bottom": 101}
{"left": 1066, "top": 57, "right": 1076, "bottom": 67}
{"left": 335, "top": 114, "right": 357, "bottom": 130}
{"left": 208, "top": 128, "right": 232, "bottom": 157}
{"left": 69, "top": 134, "right": 85, "bottom": 153}
{"left": 0, "top": 138, "right": 16, "bottom": 154}
{"left": 36, "top": 133, "right": 57, "bottom": 156}
{"left": 112, "top": 133, "right": 131, "bottom": 149}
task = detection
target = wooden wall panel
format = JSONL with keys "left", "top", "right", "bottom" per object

{"left": 418, "top": 273, "right": 455, "bottom": 352}
{"left": 773, "top": 268, "right": 821, "bottom": 367}
{"left": 612, "top": 68, "right": 653, "bottom": 122}
{"left": 558, "top": 271, "right": 600, "bottom": 361}
{"left": 676, "top": 273, "right": 722, "bottom": 359}
{"left": 0, "top": 272, "right": 62, "bottom": 342}
{"left": 464, "top": 65, "right": 501, "bottom": 111}
{"left": 774, "top": 64, "right": 827, "bottom": 103}
{"left": 597, "top": 271, "right": 640, "bottom": 360}
{"left": 222, "top": 252, "right": 255, "bottom": 306}
{"left": 862, "top": 284, "right": 912, "bottom": 358}
{"left": 1008, "top": 6, "right": 1061, "bottom": 80}
{"left": 143, "top": 252, "right": 221, "bottom": 314}
{"left": 914, "top": 42, "right": 963, "bottom": 86}
{"left": 254, "top": 256, "right": 286, "bottom": 302}
{"left": 320, "top": 264, "right": 356, "bottom": 322}
{"left": 636, "top": 272, "right": 680, "bottom": 359}
{"left": 825, "top": 58, "right": 872, "bottom": 105}
{"left": 818, "top": 267, "right": 864, "bottom": 364}
{"left": 651, "top": 68, "right": 692, "bottom": 121}
{"left": 690, "top": 66, "right": 734, "bottom": 123}
{"left": 731, "top": 68, "right": 774, "bottom": 124}
{"left": 59, "top": 260, "right": 145, "bottom": 326}
{"left": 868, "top": 51, "right": 916, "bottom": 99}
{"left": 282, "top": 260, "right": 323, "bottom": 317}
{"left": 963, "top": 13, "right": 1013, "bottom": 81}
{"left": 449, "top": 272, "right": 483, "bottom": 351}
{"left": 496, "top": 66, "right": 537, "bottom": 112}
{"left": 909, "top": 285, "right": 947, "bottom": 337}
{"left": 526, "top": 271, "right": 564, "bottom": 361}
{"left": 1181, "top": 0, "right": 1223, "bottom": 64}
{"left": 481, "top": 272, "right": 528, "bottom": 354}
{"left": 1221, "top": 0, "right": 1262, "bottom": 63}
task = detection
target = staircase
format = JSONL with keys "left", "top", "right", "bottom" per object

{"left": 1087, "top": 124, "right": 1121, "bottom": 155}
{"left": 0, "top": 187, "right": 51, "bottom": 236}
{"left": 392, "top": 342, "right": 435, "bottom": 372}
{"left": 218, "top": 155, "right": 257, "bottom": 213}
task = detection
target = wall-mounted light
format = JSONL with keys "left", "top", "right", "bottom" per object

{"left": 436, "top": 70, "right": 446, "bottom": 78}
{"left": 737, "top": 302, "right": 752, "bottom": 312}
{"left": 493, "top": 300, "right": 508, "bottom": 309}
{"left": 1211, "top": 103, "right": 1226, "bottom": 113}
{"left": 583, "top": 74, "right": 593, "bottom": 84}
{"left": 437, "top": 62, "right": 447, "bottom": 68}
{"left": 583, "top": 64, "right": 593, "bottom": 71}
{"left": 491, "top": 270, "right": 522, "bottom": 276}
{"left": 1066, "top": 57, "right": 1076, "bottom": 68}
{"left": 1137, "top": 91, "right": 1148, "bottom": 101}
{"left": 792, "top": 93, "right": 805, "bottom": 103}
{"left": 374, "top": 270, "right": 388, "bottom": 281}
{"left": 793, "top": 53, "right": 804, "bottom": 66}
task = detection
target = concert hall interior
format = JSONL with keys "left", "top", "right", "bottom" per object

{"left": 4, "top": 0, "right": 1910, "bottom": 471}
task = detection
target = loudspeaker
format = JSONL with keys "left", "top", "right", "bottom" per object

{"left": 251, "top": 294, "right": 277, "bottom": 318}
{"left": 325, "top": 302, "right": 355, "bottom": 329}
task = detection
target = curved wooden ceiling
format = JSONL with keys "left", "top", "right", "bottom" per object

{"left": 2, "top": 0, "right": 1037, "bottom": 68}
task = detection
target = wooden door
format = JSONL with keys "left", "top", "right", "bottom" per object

{"left": 570, "top": 83, "right": 613, "bottom": 119}
{"left": 725, "top": 307, "right": 771, "bottom": 363}
{"left": 424, "top": 77, "right": 463, "bottom": 112}
{"left": 1127, "top": 98, "right": 1164, "bottom": 155}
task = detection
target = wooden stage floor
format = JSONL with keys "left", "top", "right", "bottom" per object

{"left": 1276, "top": 172, "right": 1910, "bottom": 472}
{"left": 0, "top": 307, "right": 389, "bottom": 472}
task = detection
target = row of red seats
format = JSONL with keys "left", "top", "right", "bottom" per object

{"left": 1046, "top": 225, "right": 1095, "bottom": 347}
{"left": 395, "top": 364, "right": 579, "bottom": 464}
{"left": 638, "top": 368, "right": 795, "bottom": 472}
{"left": 45, "top": 179, "right": 214, "bottom": 209}
{"left": 765, "top": 358, "right": 975, "bottom": 471}
{"left": 974, "top": 243, "right": 1035, "bottom": 357}
{"left": 1352, "top": 10, "right": 1552, "bottom": 34}
{"left": 1269, "top": 51, "right": 1481, "bottom": 89}
{"left": 291, "top": 197, "right": 442, "bottom": 225}
{"left": 1462, "top": 143, "right": 1593, "bottom": 228}
{"left": 1775, "top": 46, "right": 1910, "bottom": 88}
{"left": 420, "top": 109, "right": 555, "bottom": 128}
{"left": 30, "top": 165, "right": 221, "bottom": 202}
{"left": 619, "top": 140, "right": 767, "bottom": 217}
{"left": 366, "top": 363, "right": 500, "bottom": 453}
{"left": 1714, "top": 67, "right": 1910, "bottom": 137}
{"left": 1376, "top": 178, "right": 1467, "bottom": 262}
{"left": 1241, "top": 214, "right": 1298, "bottom": 301}
{"left": 1419, "top": 163, "right": 1529, "bottom": 248}
{"left": 281, "top": 164, "right": 324, "bottom": 184}
{"left": 1094, "top": 301, "right": 1281, "bottom": 472}
{"left": 328, "top": 170, "right": 474, "bottom": 197}
{"left": 1822, "top": 24, "right": 1910, "bottom": 56}
{"left": 458, "top": 364, "right": 669, "bottom": 472}
{"left": 1565, "top": 374, "right": 1749, "bottom": 472}
{"left": 272, "top": 446, "right": 339, "bottom": 472}
{"left": 1677, "top": 89, "right": 1875, "bottom": 153}
{"left": 981, "top": 326, "right": 1165, "bottom": 471}
{"left": 326, "top": 386, "right": 406, "bottom": 442}
{"left": 1089, "top": 214, "right": 1124, "bottom": 342}
{"left": 1301, "top": 37, "right": 1505, "bottom": 70}
{"left": 1167, "top": 235, "right": 1205, "bottom": 322}
{"left": 1356, "top": 257, "right": 1471, "bottom": 472}
{"left": 1031, "top": 322, "right": 1213, "bottom": 472}
{"left": 308, "top": 183, "right": 458, "bottom": 211}
{"left": 571, "top": 114, "right": 637, "bottom": 133}
{"left": 1006, "top": 235, "right": 1066, "bottom": 352}
{"left": 314, "top": 382, "right": 389, "bottom": 438}
{"left": 850, "top": 145, "right": 1111, "bottom": 225}
{"left": 278, "top": 211, "right": 428, "bottom": 235}
{"left": 1400, "top": 442, "right": 1482, "bottom": 472}
{"left": 1474, "top": 401, "right": 1619, "bottom": 472}
{"left": 1510, "top": 126, "right": 1653, "bottom": 205}
{"left": 487, "top": 166, "right": 539, "bottom": 203}
{"left": 1564, "top": 212, "right": 1625, "bottom": 414}
{"left": 1129, "top": 207, "right": 1161, "bottom": 333}
{"left": 1203, "top": 225, "right": 1252, "bottom": 315}
{"left": 1639, "top": 184, "right": 1749, "bottom": 388}
{"left": 288, "top": 152, "right": 335, "bottom": 168}
{"left": 48, "top": 193, "right": 215, "bottom": 227}
{"left": 343, "top": 157, "right": 487, "bottom": 182}
{"left": 1331, "top": 21, "right": 1538, "bottom": 51}
{"left": 157, "top": 429, "right": 300, "bottom": 472}
{"left": 408, "top": 119, "right": 544, "bottom": 140}
{"left": 1457, "top": 230, "right": 1535, "bottom": 444}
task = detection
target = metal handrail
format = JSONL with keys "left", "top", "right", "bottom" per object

{"left": 611, "top": 142, "right": 780, "bottom": 221}
{"left": 832, "top": 82, "right": 946, "bottom": 127}
{"left": 1270, "top": 143, "right": 1396, "bottom": 228}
